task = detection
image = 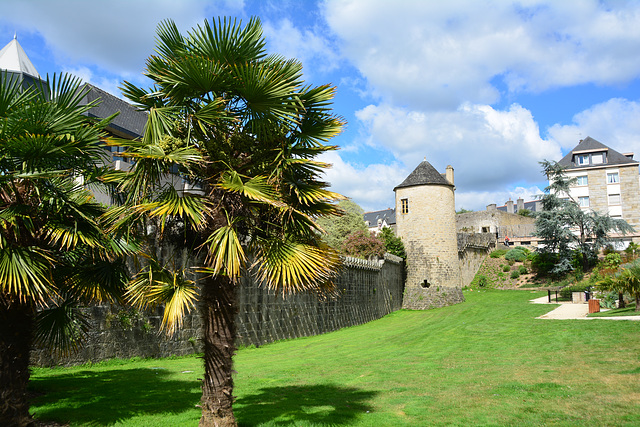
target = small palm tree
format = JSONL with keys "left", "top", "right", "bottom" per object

{"left": 111, "top": 17, "right": 345, "bottom": 426}
{"left": 0, "top": 73, "right": 133, "bottom": 426}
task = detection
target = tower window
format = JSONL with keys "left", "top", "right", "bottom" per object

{"left": 401, "top": 198, "right": 409, "bottom": 214}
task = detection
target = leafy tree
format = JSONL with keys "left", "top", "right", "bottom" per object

{"left": 0, "top": 74, "right": 132, "bottom": 426}
{"left": 534, "top": 160, "right": 633, "bottom": 277}
{"left": 456, "top": 208, "right": 473, "bottom": 214}
{"left": 379, "top": 226, "right": 406, "bottom": 259}
{"left": 111, "top": 18, "right": 345, "bottom": 426}
{"left": 342, "top": 229, "right": 385, "bottom": 259}
{"left": 316, "top": 198, "right": 367, "bottom": 250}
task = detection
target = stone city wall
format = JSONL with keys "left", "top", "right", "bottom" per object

{"left": 32, "top": 254, "right": 404, "bottom": 367}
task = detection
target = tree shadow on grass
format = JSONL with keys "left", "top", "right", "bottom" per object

{"left": 29, "top": 368, "right": 200, "bottom": 425}
{"left": 235, "top": 384, "right": 377, "bottom": 426}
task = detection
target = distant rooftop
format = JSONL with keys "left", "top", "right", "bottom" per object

{"left": 557, "top": 136, "right": 638, "bottom": 170}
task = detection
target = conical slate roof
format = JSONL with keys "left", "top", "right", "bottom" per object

{"left": 394, "top": 160, "right": 452, "bottom": 190}
{"left": 0, "top": 36, "right": 40, "bottom": 78}
{"left": 557, "top": 136, "right": 638, "bottom": 169}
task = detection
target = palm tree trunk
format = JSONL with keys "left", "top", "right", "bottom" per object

{"left": 0, "top": 298, "right": 35, "bottom": 427}
{"left": 199, "top": 275, "right": 238, "bottom": 427}
{"left": 635, "top": 295, "right": 640, "bottom": 312}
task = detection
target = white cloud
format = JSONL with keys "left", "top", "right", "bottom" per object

{"left": 548, "top": 98, "right": 640, "bottom": 156}
{"left": 262, "top": 18, "right": 341, "bottom": 78}
{"left": 319, "top": 151, "right": 407, "bottom": 211}
{"left": 456, "top": 186, "right": 544, "bottom": 212}
{"left": 323, "top": 0, "right": 640, "bottom": 108}
{"left": 354, "top": 103, "right": 561, "bottom": 192}
{"left": 0, "top": 0, "right": 240, "bottom": 82}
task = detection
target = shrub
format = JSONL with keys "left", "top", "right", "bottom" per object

{"left": 490, "top": 249, "right": 508, "bottom": 258}
{"left": 518, "top": 265, "right": 527, "bottom": 274}
{"left": 342, "top": 229, "right": 384, "bottom": 259}
{"left": 503, "top": 265, "right": 511, "bottom": 272}
{"left": 510, "top": 270, "right": 520, "bottom": 279}
{"left": 505, "top": 249, "right": 527, "bottom": 262}
{"left": 472, "top": 274, "right": 489, "bottom": 288}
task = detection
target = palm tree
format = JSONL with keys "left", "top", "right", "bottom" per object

{"left": 0, "top": 73, "right": 133, "bottom": 426}
{"left": 111, "top": 17, "right": 345, "bottom": 426}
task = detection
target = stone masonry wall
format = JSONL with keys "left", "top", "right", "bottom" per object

{"left": 32, "top": 254, "right": 404, "bottom": 367}
{"left": 457, "top": 233, "right": 497, "bottom": 287}
{"left": 620, "top": 166, "right": 640, "bottom": 230}
{"left": 396, "top": 184, "right": 461, "bottom": 310}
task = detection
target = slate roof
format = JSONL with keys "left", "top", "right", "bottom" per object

{"left": 363, "top": 208, "right": 396, "bottom": 226}
{"left": 82, "top": 84, "right": 147, "bottom": 139}
{"left": 558, "top": 136, "right": 638, "bottom": 169}
{"left": 394, "top": 160, "right": 453, "bottom": 190}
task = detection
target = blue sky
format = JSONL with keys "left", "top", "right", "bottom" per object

{"left": 3, "top": 0, "right": 640, "bottom": 212}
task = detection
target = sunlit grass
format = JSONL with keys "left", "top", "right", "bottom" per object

{"left": 31, "top": 290, "right": 640, "bottom": 426}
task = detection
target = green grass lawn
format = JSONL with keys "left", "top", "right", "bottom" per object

{"left": 30, "top": 290, "right": 640, "bottom": 426}
{"left": 589, "top": 303, "right": 639, "bottom": 317}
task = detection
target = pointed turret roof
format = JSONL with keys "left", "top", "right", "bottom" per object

{"left": 394, "top": 160, "right": 453, "bottom": 191}
{"left": 557, "top": 136, "right": 638, "bottom": 169}
{"left": 0, "top": 35, "right": 40, "bottom": 78}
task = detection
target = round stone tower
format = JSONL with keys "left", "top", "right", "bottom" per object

{"left": 394, "top": 160, "right": 464, "bottom": 309}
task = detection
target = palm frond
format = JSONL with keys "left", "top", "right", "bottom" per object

{"left": 201, "top": 220, "right": 246, "bottom": 280}
{"left": 34, "top": 299, "right": 90, "bottom": 355}
{"left": 252, "top": 238, "right": 341, "bottom": 294}
{"left": 0, "top": 246, "right": 55, "bottom": 304}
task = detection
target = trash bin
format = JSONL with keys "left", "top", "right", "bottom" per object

{"left": 588, "top": 299, "right": 600, "bottom": 314}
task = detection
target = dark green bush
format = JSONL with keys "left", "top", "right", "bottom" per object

{"left": 510, "top": 270, "right": 520, "bottom": 279}
{"left": 503, "top": 265, "right": 511, "bottom": 272}
{"left": 518, "top": 265, "right": 527, "bottom": 274}
{"left": 490, "top": 249, "right": 508, "bottom": 258}
{"left": 505, "top": 249, "right": 527, "bottom": 262}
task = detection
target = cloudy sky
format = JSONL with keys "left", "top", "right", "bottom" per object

{"left": 2, "top": 0, "right": 640, "bottom": 212}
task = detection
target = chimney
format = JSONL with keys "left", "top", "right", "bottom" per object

{"left": 517, "top": 198, "right": 524, "bottom": 212}
{"left": 486, "top": 204, "right": 497, "bottom": 211}
{"left": 506, "top": 199, "right": 514, "bottom": 214}
{"left": 445, "top": 165, "right": 454, "bottom": 185}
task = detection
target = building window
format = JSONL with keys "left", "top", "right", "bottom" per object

{"left": 576, "top": 175, "right": 588, "bottom": 186}
{"left": 592, "top": 153, "right": 604, "bottom": 164}
{"left": 607, "top": 172, "right": 619, "bottom": 184}
{"left": 609, "top": 194, "right": 621, "bottom": 205}
{"left": 401, "top": 198, "right": 409, "bottom": 214}
{"left": 576, "top": 154, "right": 589, "bottom": 165}
{"left": 579, "top": 196, "right": 590, "bottom": 207}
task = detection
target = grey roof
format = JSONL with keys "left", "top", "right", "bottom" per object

{"left": 558, "top": 136, "right": 638, "bottom": 169}
{"left": 82, "top": 84, "right": 147, "bottom": 139}
{"left": 363, "top": 208, "right": 396, "bottom": 226}
{"left": 394, "top": 160, "right": 452, "bottom": 190}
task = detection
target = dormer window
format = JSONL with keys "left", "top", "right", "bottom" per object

{"left": 592, "top": 153, "right": 604, "bottom": 164}
{"left": 576, "top": 154, "right": 589, "bottom": 165}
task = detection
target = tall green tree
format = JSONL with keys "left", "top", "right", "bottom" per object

{"left": 315, "top": 198, "right": 367, "bottom": 250}
{"left": 534, "top": 160, "right": 633, "bottom": 276}
{"left": 379, "top": 226, "right": 406, "bottom": 259}
{"left": 0, "top": 73, "right": 133, "bottom": 426}
{"left": 110, "top": 18, "right": 345, "bottom": 426}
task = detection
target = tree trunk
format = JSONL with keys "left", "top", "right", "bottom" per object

{"left": 636, "top": 295, "right": 640, "bottom": 312}
{"left": 0, "top": 298, "right": 35, "bottom": 427}
{"left": 199, "top": 275, "right": 238, "bottom": 427}
{"left": 619, "top": 293, "right": 626, "bottom": 309}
